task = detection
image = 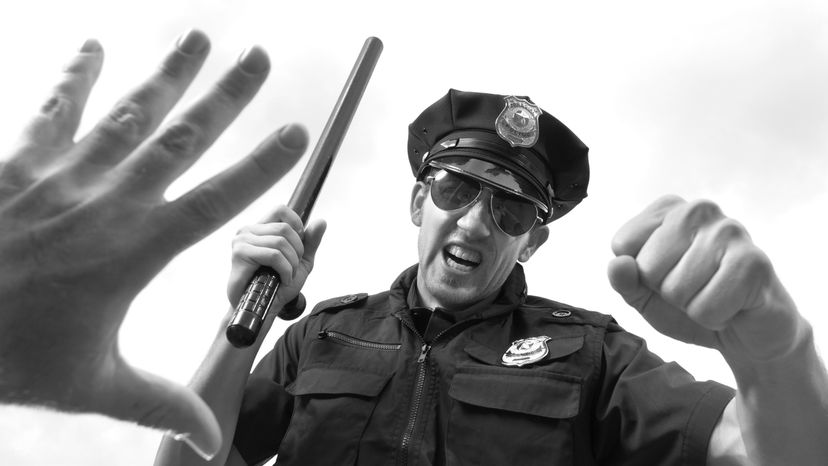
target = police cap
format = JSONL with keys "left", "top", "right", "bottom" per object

{"left": 407, "top": 89, "right": 589, "bottom": 223}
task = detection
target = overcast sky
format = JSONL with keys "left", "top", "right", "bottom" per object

{"left": 1, "top": 0, "right": 827, "bottom": 464}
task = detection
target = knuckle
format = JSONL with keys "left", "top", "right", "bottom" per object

{"left": 658, "top": 279, "right": 686, "bottom": 308}
{"left": 652, "top": 194, "right": 686, "bottom": 212}
{"left": 738, "top": 246, "right": 772, "bottom": 278}
{"left": 60, "top": 57, "right": 98, "bottom": 88}
{"left": 213, "top": 73, "right": 254, "bottom": 104}
{"left": 0, "top": 161, "right": 32, "bottom": 192}
{"left": 272, "top": 235, "right": 289, "bottom": 249}
{"left": 681, "top": 199, "right": 722, "bottom": 227}
{"left": 271, "top": 222, "right": 293, "bottom": 237}
{"left": 39, "top": 95, "right": 75, "bottom": 121}
{"left": 269, "top": 250, "right": 289, "bottom": 269}
{"left": 610, "top": 235, "right": 633, "bottom": 256}
{"left": 711, "top": 218, "right": 748, "bottom": 241}
{"left": 230, "top": 237, "right": 246, "bottom": 252}
{"left": 155, "top": 121, "right": 202, "bottom": 159}
{"left": 98, "top": 100, "right": 149, "bottom": 145}
{"left": 157, "top": 50, "right": 200, "bottom": 82}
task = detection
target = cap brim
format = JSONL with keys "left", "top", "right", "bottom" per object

{"left": 428, "top": 157, "right": 548, "bottom": 213}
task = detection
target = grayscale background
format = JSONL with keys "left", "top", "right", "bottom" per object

{"left": 1, "top": 0, "right": 826, "bottom": 464}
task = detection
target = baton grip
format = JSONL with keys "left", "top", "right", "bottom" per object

{"left": 226, "top": 267, "right": 276, "bottom": 347}
{"left": 226, "top": 268, "right": 307, "bottom": 347}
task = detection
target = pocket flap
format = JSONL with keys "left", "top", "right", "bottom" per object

{"left": 464, "top": 335, "right": 585, "bottom": 366}
{"left": 288, "top": 367, "right": 393, "bottom": 397}
{"left": 449, "top": 369, "right": 580, "bottom": 419}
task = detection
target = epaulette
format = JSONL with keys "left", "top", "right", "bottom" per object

{"left": 310, "top": 293, "right": 370, "bottom": 316}
{"left": 521, "top": 297, "right": 614, "bottom": 329}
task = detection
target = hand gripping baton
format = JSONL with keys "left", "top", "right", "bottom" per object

{"left": 225, "top": 37, "right": 383, "bottom": 348}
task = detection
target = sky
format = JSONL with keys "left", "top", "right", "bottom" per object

{"left": 1, "top": 0, "right": 827, "bottom": 464}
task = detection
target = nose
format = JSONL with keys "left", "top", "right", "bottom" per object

{"left": 456, "top": 189, "right": 493, "bottom": 237}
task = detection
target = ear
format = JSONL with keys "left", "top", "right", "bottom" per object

{"left": 518, "top": 224, "right": 549, "bottom": 262}
{"left": 410, "top": 181, "right": 428, "bottom": 226}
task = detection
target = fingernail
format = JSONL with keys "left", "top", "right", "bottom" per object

{"left": 176, "top": 29, "right": 209, "bottom": 55}
{"left": 238, "top": 46, "right": 269, "bottom": 74}
{"left": 168, "top": 431, "right": 217, "bottom": 461}
{"left": 79, "top": 39, "right": 101, "bottom": 53}
{"left": 278, "top": 124, "right": 308, "bottom": 150}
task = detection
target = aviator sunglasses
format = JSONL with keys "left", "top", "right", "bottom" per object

{"left": 426, "top": 169, "right": 544, "bottom": 237}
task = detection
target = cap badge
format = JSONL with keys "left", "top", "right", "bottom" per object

{"left": 501, "top": 335, "right": 552, "bottom": 367}
{"left": 495, "top": 96, "right": 542, "bottom": 148}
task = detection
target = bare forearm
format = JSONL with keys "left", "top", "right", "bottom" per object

{"left": 155, "top": 307, "right": 262, "bottom": 466}
{"left": 725, "top": 322, "right": 828, "bottom": 466}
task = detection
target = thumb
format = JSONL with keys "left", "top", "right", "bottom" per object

{"left": 104, "top": 363, "right": 221, "bottom": 460}
{"left": 607, "top": 255, "right": 651, "bottom": 310}
{"left": 301, "top": 218, "right": 327, "bottom": 264}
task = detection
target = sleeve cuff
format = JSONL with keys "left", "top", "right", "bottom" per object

{"left": 682, "top": 383, "right": 736, "bottom": 465}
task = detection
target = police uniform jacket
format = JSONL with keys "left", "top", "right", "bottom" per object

{"left": 234, "top": 264, "right": 734, "bottom": 465}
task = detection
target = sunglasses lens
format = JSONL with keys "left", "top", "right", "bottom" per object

{"left": 492, "top": 194, "right": 538, "bottom": 236}
{"left": 429, "top": 169, "right": 538, "bottom": 236}
{"left": 430, "top": 170, "right": 481, "bottom": 210}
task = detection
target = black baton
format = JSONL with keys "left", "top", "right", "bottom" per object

{"left": 225, "top": 37, "right": 383, "bottom": 348}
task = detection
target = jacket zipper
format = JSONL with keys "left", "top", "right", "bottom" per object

{"left": 317, "top": 330, "right": 402, "bottom": 351}
{"left": 396, "top": 313, "right": 482, "bottom": 465}
{"left": 397, "top": 314, "right": 459, "bottom": 466}
{"left": 400, "top": 342, "right": 430, "bottom": 465}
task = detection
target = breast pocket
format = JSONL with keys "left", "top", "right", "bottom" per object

{"left": 276, "top": 332, "right": 398, "bottom": 466}
{"left": 446, "top": 339, "right": 584, "bottom": 466}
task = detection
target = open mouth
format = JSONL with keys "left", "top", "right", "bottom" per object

{"left": 443, "top": 244, "right": 482, "bottom": 270}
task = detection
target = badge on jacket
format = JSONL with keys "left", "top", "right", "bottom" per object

{"left": 501, "top": 336, "right": 552, "bottom": 367}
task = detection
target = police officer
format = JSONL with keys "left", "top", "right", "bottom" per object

{"left": 155, "top": 90, "right": 828, "bottom": 465}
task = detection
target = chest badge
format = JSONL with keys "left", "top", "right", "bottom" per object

{"left": 495, "top": 96, "right": 542, "bottom": 148}
{"left": 501, "top": 336, "right": 552, "bottom": 367}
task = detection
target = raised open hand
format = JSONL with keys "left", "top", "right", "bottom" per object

{"left": 0, "top": 30, "right": 308, "bottom": 459}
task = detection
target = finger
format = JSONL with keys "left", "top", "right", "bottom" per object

{"left": 243, "top": 226, "right": 304, "bottom": 262}
{"left": 247, "top": 216, "right": 304, "bottom": 239}
{"left": 301, "top": 219, "right": 328, "bottom": 265}
{"left": 68, "top": 29, "right": 211, "bottom": 176}
{"left": 158, "top": 123, "right": 308, "bottom": 249}
{"left": 608, "top": 255, "right": 717, "bottom": 347}
{"left": 658, "top": 217, "right": 739, "bottom": 312}
{"left": 610, "top": 195, "right": 685, "bottom": 257}
{"left": 607, "top": 255, "right": 651, "bottom": 310}
{"left": 258, "top": 205, "right": 303, "bottom": 232}
{"left": 243, "top": 234, "right": 302, "bottom": 271}
{"left": 21, "top": 40, "right": 104, "bottom": 152}
{"left": 4, "top": 41, "right": 104, "bottom": 189}
{"left": 234, "top": 243, "right": 296, "bottom": 284}
{"left": 686, "top": 241, "right": 767, "bottom": 330}
{"left": 104, "top": 364, "right": 221, "bottom": 461}
{"left": 114, "top": 45, "right": 273, "bottom": 199}
{"left": 635, "top": 199, "right": 723, "bottom": 290}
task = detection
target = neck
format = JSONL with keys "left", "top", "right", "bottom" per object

{"left": 413, "top": 274, "right": 499, "bottom": 312}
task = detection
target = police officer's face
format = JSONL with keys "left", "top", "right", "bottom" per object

{"left": 410, "top": 180, "right": 549, "bottom": 310}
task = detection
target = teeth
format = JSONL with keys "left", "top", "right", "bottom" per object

{"left": 446, "top": 244, "right": 481, "bottom": 265}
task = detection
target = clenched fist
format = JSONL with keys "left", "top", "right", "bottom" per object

{"left": 608, "top": 195, "right": 807, "bottom": 363}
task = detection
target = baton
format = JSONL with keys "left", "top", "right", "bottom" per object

{"left": 225, "top": 37, "right": 383, "bottom": 348}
